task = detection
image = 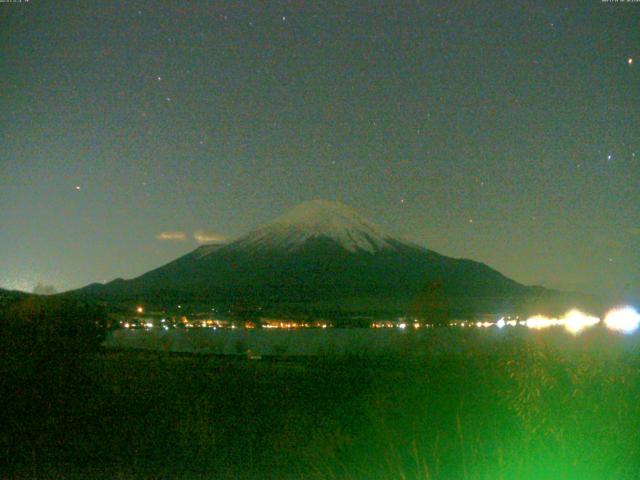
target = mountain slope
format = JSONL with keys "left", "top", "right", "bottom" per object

{"left": 0, "top": 288, "right": 31, "bottom": 307}
{"left": 68, "top": 200, "right": 597, "bottom": 319}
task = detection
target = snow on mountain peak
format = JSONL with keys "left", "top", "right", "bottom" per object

{"left": 234, "top": 200, "right": 397, "bottom": 253}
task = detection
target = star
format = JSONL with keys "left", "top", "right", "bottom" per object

{"left": 157, "top": 76, "right": 162, "bottom": 81}
{"left": 628, "top": 58, "right": 633, "bottom": 65}
{"left": 607, "top": 154, "right": 613, "bottom": 161}
{"left": 75, "top": 185, "right": 81, "bottom": 191}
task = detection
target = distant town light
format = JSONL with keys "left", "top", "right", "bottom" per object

{"left": 136, "top": 306, "right": 144, "bottom": 314}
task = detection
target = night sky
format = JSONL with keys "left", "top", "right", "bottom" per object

{"left": 1, "top": 1, "right": 638, "bottom": 301}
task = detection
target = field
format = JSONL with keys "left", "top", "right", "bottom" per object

{"left": 2, "top": 328, "right": 640, "bottom": 479}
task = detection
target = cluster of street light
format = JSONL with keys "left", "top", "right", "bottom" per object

{"left": 488, "top": 306, "right": 640, "bottom": 335}
{"left": 372, "top": 306, "right": 640, "bottom": 335}
{"left": 123, "top": 305, "right": 640, "bottom": 335}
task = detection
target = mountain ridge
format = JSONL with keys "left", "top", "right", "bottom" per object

{"left": 65, "top": 200, "right": 600, "bottom": 320}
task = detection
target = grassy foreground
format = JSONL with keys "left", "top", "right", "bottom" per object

{"left": 1, "top": 330, "right": 639, "bottom": 479}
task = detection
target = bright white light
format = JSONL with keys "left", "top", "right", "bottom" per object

{"left": 604, "top": 306, "right": 640, "bottom": 334}
{"left": 398, "top": 323, "right": 407, "bottom": 329}
{"left": 524, "top": 315, "right": 559, "bottom": 330}
{"left": 522, "top": 310, "right": 600, "bottom": 334}
{"left": 496, "top": 318, "right": 506, "bottom": 329}
{"left": 562, "top": 309, "right": 600, "bottom": 335}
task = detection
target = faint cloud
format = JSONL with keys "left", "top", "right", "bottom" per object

{"left": 194, "top": 230, "right": 227, "bottom": 244}
{"left": 33, "top": 283, "right": 57, "bottom": 295}
{"left": 156, "top": 231, "right": 187, "bottom": 241}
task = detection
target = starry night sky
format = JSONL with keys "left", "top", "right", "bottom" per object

{"left": 1, "top": 1, "right": 638, "bottom": 301}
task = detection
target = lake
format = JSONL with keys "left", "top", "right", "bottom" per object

{"left": 104, "top": 325, "right": 640, "bottom": 356}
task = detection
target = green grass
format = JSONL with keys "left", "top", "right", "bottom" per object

{"left": 1, "top": 331, "right": 639, "bottom": 479}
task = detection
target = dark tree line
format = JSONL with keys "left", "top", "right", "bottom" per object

{"left": 0, "top": 295, "right": 108, "bottom": 354}
{"left": 0, "top": 295, "right": 110, "bottom": 474}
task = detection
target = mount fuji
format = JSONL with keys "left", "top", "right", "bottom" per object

{"left": 70, "top": 200, "right": 596, "bottom": 321}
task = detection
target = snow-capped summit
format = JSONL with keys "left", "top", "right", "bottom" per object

{"left": 232, "top": 200, "right": 397, "bottom": 253}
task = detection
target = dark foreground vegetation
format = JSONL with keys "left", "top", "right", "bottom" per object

{"left": 2, "top": 322, "right": 640, "bottom": 479}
